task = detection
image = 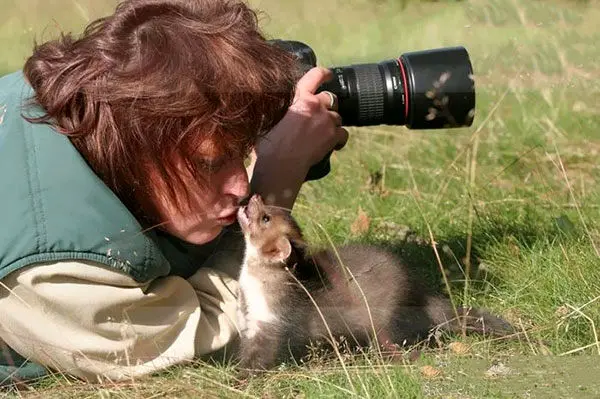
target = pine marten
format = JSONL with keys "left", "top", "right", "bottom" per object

{"left": 235, "top": 194, "right": 513, "bottom": 374}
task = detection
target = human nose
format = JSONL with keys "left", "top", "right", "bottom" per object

{"left": 221, "top": 159, "right": 249, "bottom": 199}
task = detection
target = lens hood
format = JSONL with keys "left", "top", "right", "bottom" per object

{"left": 400, "top": 46, "right": 475, "bottom": 129}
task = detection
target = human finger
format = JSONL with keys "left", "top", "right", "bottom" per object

{"left": 296, "top": 67, "right": 333, "bottom": 95}
{"left": 334, "top": 127, "right": 349, "bottom": 151}
{"left": 328, "top": 110, "right": 343, "bottom": 127}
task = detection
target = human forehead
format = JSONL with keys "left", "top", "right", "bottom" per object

{"left": 195, "top": 134, "right": 253, "bottom": 161}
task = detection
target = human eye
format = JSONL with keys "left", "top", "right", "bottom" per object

{"left": 196, "top": 157, "right": 226, "bottom": 173}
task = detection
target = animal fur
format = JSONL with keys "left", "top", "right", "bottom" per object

{"left": 235, "top": 194, "right": 514, "bottom": 373}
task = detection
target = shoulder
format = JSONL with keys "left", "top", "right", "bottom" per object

{"left": 0, "top": 77, "right": 171, "bottom": 283}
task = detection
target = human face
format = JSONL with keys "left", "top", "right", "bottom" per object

{"left": 157, "top": 147, "right": 250, "bottom": 245}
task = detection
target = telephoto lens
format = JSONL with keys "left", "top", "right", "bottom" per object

{"left": 318, "top": 47, "right": 476, "bottom": 129}
{"left": 268, "top": 39, "right": 476, "bottom": 129}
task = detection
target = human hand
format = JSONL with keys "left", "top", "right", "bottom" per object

{"left": 254, "top": 66, "right": 349, "bottom": 174}
{"left": 250, "top": 67, "right": 349, "bottom": 209}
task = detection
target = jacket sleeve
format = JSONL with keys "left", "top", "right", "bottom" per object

{"left": 0, "top": 259, "right": 240, "bottom": 383}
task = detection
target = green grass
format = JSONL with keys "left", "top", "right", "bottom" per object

{"left": 2, "top": 0, "right": 600, "bottom": 397}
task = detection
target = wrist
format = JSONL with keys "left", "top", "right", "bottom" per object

{"left": 249, "top": 153, "right": 309, "bottom": 210}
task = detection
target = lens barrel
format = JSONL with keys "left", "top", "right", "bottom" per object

{"left": 318, "top": 60, "right": 406, "bottom": 126}
{"left": 268, "top": 40, "right": 476, "bottom": 129}
{"left": 318, "top": 46, "right": 475, "bottom": 129}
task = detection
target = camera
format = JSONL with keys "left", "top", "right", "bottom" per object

{"left": 268, "top": 39, "right": 476, "bottom": 180}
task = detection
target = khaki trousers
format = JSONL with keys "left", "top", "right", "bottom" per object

{"left": 0, "top": 260, "right": 240, "bottom": 382}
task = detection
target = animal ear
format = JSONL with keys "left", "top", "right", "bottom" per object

{"left": 261, "top": 237, "right": 292, "bottom": 263}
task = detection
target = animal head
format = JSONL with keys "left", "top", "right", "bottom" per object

{"left": 237, "top": 194, "right": 305, "bottom": 265}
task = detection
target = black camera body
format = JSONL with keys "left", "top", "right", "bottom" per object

{"left": 268, "top": 40, "right": 476, "bottom": 180}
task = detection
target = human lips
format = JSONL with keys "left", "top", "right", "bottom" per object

{"left": 216, "top": 210, "right": 239, "bottom": 225}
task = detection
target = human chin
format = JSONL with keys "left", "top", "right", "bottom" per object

{"left": 161, "top": 219, "right": 224, "bottom": 245}
{"left": 182, "top": 225, "right": 224, "bottom": 245}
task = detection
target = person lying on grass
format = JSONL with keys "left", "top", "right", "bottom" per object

{"left": 0, "top": 0, "right": 347, "bottom": 385}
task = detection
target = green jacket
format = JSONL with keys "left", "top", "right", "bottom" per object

{"left": 0, "top": 71, "right": 243, "bottom": 386}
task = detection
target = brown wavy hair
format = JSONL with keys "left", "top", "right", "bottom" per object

{"left": 23, "top": 0, "right": 299, "bottom": 227}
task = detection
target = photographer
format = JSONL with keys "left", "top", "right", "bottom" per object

{"left": 0, "top": 0, "right": 347, "bottom": 384}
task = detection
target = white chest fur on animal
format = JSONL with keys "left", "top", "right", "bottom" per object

{"left": 237, "top": 242, "right": 277, "bottom": 339}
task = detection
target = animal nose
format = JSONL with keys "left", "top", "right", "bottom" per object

{"left": 250, "top": 194, "right": 262, "bottom": 204}
{"left": 247, "top": 194, "right": 263, "bottom": 216}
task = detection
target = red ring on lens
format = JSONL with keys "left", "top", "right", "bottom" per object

{"left": 396, "top": 57, "right": 409, "bottom": 120}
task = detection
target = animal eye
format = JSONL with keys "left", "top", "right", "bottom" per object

{"left": 262, "top": 214, "right": 271, "bottom": 223}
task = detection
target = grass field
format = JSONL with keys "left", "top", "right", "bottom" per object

{"left": 2, "top": 0, "right": 600, "bottom": 397}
